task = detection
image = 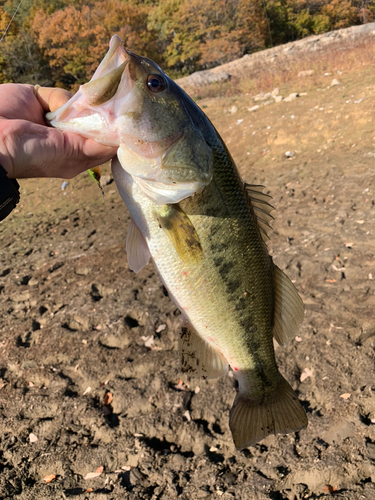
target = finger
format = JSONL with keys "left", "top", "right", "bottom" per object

{"left": 35, "top": 87, "right": 73, "bottom": 112}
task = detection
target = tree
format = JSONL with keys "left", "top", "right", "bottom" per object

{"left": 149, "top": 0, "right": 268, "bottom": 74}
{"left": 30, "top": 1, "right": 156, "bottom": 89}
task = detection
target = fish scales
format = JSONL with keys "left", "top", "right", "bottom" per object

{"left": 47, "top": 34, "right": 307, "bottom": 449}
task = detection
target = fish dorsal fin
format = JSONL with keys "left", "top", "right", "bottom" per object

{"left": 245, "top": 184, "right": 275, "bottom": 242}
{"left": 153, "top": 204, "right": 204, "bottom": 265}
{"left": 273, "top": 265, "right": 305, "bottom": 346}
{"left": 126, "top": 219, "right": 151, "bottom": 273}
{"left": 179, "top": 324, "right": 228, "bottom": 379}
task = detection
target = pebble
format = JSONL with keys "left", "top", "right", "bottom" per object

{"left": 298, "top": 69, "right": 314, "bottom": 77}
{"left": 247, "top": 105, "right": 259, "bottom": 112}
{"left": 284, "top": 92, "right": 299, "bottom": 102}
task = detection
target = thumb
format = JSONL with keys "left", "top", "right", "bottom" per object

{"left": 35, "top": 86, "right": 73, "bottom": 112}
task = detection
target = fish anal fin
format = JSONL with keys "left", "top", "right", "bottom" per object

{"left": 179, "top": 325, "right": 228, "bottom": 379}
{"left": 154, "top": 204, "right": 203, "bottom": 264}
{"left": 126, "top": 219, "right": 151, "bottom": 273}
{"left": 273, "top": 265, "right": 305, "bottom": 346}
{"left": 229, "top": 375, "right": 307, "bottom": 450}
{"left": 245, "top": 183, "right": 275, "bottom": 243}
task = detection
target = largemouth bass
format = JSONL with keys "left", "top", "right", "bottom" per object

{"left": 47, "top": 35, "right": 307, "bottom": 449}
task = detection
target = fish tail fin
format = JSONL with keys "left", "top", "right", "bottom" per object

{"left": 229, "top": 375, "right": 307, "bottom": 450}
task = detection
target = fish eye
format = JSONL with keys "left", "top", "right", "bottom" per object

{"left": 147, "top": 75, "right": 166, "bottom": 93}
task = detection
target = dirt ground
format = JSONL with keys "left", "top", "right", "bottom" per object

{"left": 1, "top": 42, "right": 375, "bottom": 500}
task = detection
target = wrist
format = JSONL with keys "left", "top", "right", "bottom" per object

{"left": 0, "top": 164, "right": 20, "bottom": 221}
{"left": 0, "top": 119, "right": 14, "bottom": 178}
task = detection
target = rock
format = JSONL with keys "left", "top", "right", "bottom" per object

{"left": 75, "top": 266, "right": 92, "bottom": 276}
{"left": 64, "top": 315, "right": 90, "bottom": 331}
{"left": 331, "top": 78, "right": 340, "bottom": 86}
{"left": 284, "top": 92, "right": 299, "bottom": 102}
{"left": 274, "top": 95, "right": 283, "bottom": 103}
{"left": 100, "top": 175, "right": 112, "bottom": 186}
{"left": 298, "top": 69, "right": 314, "bottom": 77}
{"left": 176, "top": 70, "right": 230, "bottom": 88}
{"left": 263, "top": 100, "right": 274, "bottom": 106}
{"left": 28, "top": 277, "right": 39, "bottom": 286}
{"left": 100, "top": 332, "right": 131, "bottom": 349}
{"left": 10, "top": 291, "right": 30, "bottom": 302}
{"left": 271, "top": 87, "right": 279, "bottom": 97}
{"left": 285, "top": 151, "right": 295, "bottom": 158}
{"left": 247, "top": 105, "right": 259, "bottom": 112}
{"left": 228, "top": 105, "right": 238, "bottom": 114}
{"left": 253, "top": 92, "right": 271, "bottom": 102}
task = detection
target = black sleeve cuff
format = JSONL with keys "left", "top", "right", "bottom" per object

{"left": 0, "top": 165, "right": 20, "bottom": 221}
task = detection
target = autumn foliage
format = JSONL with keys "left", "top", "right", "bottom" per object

{"left": 0, "top": 0, "right": 374, "bottom": 87}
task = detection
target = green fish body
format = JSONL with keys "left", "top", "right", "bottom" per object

{"left": 47, "top": 35, "right": 307, "bottom": 449}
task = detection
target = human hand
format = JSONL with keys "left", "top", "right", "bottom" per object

{"left": 0, "top": 83, "right": 117, "bottom": 179}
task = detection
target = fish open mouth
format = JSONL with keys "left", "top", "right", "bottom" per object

{"left": 45, "top": 35, "right": 132, "bottom": 146}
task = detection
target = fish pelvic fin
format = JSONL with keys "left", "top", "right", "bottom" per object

{"left": 273, "top": 264, "right": 305, "bottom": 346}
{"left": 179, "top": 325, "right": 228, "bottom": 379}
{"left": 229, "top": 375, "right": 307, "bottom": 450}
{"left": 126, "top": 219, "right": 151, "bottom": 273}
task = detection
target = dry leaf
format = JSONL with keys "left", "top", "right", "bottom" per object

{"left": 86, "top": 488, "right": 93, "bottom": 493}
{"left": 325, "top": 279, "right": 336, "bottom": 283}
{"left": 43, "top": 474, "right": 56, "bottom": 483}
{"left": 84, "top": 472, "right": 102, "bottom": 480}
{"left": 323, "top": 485, "right": 338, "bottom": 493}
{"left": 173, "top": 379, "right": 189, "bottom": 391}
{"left": 95, "top": 466, "right": 104, "bottom": 474}
{"left": 103, "top": 392, "right": 113, "bottom": 406}
{"left": 340, "top": 393, "right": 351, "bottom": 400}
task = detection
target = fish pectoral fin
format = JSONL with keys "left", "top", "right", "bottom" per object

{"left": 179, "top": 325, "right": 228, "bottom": 379}
{"left": 272, "top": 264, "right": 305, "bottom": 346}
{"left": 154, "top": 204, "right": 203, "bottom": 264}
{"left": 229, "top": 375, "right": 308, "bottom": 450}
{"left": 81, "top": 61, "right": 128, "bottom": 106}
{"left": 126, "top": 219, "right": 151, "bottom": 273}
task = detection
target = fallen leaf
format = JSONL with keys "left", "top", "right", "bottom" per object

{"left": 95, "top": 466, "right": 104, "bottom": 474}
{"left": 325, "top": 279, "right": 336, "bottom": 283}
{"left": 323, "top": 485, "right": 338, "bottom": 493}
{"left": 103, "top": 392, "right": 113, "bottom": 406}
{"left": 340, "top": 393, "right": 351, "bottom": 400}
{"left": 84, "top": 471, "right": 102, "bottom": 480}
{"left": 173, "top": 379, "right": 189, "bottom": 391}
{"left": 300, "top": 368, "right": 313, "bottom": 382}
{"left": 86, "top": 488, "right": 94, "bottom": 493}
{"left": 43, "top": 474, "right": 56, "bottom": 483}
